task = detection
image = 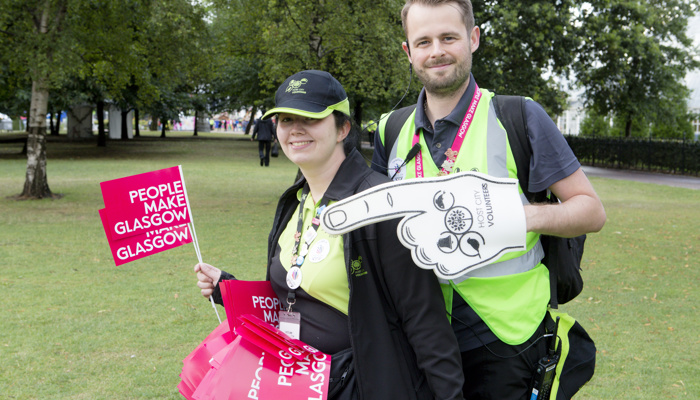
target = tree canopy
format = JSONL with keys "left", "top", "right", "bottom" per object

{"left": 472, "top": 0, "right": 579, "bottom": 114}
{"left": 575, "top": 0, "right": 700, "bottom": 137}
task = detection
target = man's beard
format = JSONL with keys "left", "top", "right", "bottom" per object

{"left": 414, "top": 55, "right": 471, "bottom": 97}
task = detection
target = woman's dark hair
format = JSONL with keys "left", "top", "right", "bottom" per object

{"left": 333, "top": 110, "right": 360, "bottom": 155}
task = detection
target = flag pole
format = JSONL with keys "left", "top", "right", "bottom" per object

{"left": 179, "top": 166, "right": 221, "bottom": 324}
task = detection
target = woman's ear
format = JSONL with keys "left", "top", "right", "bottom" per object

{"left": 337, "top": 120, "right": 351, "bottom": 142}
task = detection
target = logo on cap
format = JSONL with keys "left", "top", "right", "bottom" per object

{"left": 286, "top": 78, "right": 308, "bottom": 94}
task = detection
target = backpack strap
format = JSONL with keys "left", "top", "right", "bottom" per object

{"left": 492, "top": 94, "right": 560, "bottom": 308}
{"left": 493, "top": 95, "right": 542, "bottom": 203}
{"left": 383, "top": 104, "right": 417, "bottom": 161}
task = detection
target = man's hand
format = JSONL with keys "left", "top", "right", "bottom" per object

{"left": 524, "top": 168, "right": 606, "bottom": 237}
{"left": 194, "top": 262, "right": 222, "bottom": 298}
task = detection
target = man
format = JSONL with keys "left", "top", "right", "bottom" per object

{"left": 365, "top": 119, "right": 377, "bottom": 147}
{"left": 371, "top": 1, "right": 606, "bottom": 399}
{"left": 251, "top": 115, "right": 276, "bottom": 167}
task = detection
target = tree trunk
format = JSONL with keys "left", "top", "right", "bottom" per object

{"left": 21, "top": 79, "right": 53, "bottom": 199}
{"left": 97, "top": 100, "right": 106, "bottom": 147}
{"left": 49, "top": 112, "right": 57, "bottom": 135}
{"left": 625, "top": 114, "right": 633, "bottom": 138}
{"left": 353, "top": 99, "right": 362, "bottom": 128}
{"left": 121, "top": 109, "right": 129, "bottom": 140}
{"left": 353, "top": 99, "right": 363, "bottom": 152}
{"left": 55, "top": 111, "right": 62, "bottom": 135}
{"left": 134, "top": 108, "right": 140, "bottom": 137}
{"left": 244, "top": 105, "right": 257, "bottom": 135}
{"left": 160, "top": 118, "right": 166, "bottom": 138}
{"left": 193, "top": 110, "right": 198, "bottom": 136}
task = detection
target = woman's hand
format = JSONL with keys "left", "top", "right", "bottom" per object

{"left": 194, "top": 262, "right": 222, "bottom": 298}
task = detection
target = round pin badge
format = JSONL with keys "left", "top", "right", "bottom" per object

{"left": 309, "top": 239, "right": 330, "bottom": 263}
{"left": 299, "top": 243, "right": 309, "bottom": 257}
{"left": 388, "top": 157, "right": 406, "bottom": 181}
{"left": 286, "top": 266, "right": 303, "bottom": 290}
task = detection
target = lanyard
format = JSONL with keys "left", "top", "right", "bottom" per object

{"left": 413, "top": 85, "right": 482, "bottom": 178}
{"left": 286, "top": 184, "right": 330, "bottom": 310}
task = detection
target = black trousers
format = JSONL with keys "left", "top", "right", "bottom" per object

{"left": 258, "top": 140, "right": 271, "bottom": 166}
{"left": 461, "top": 316, "right": 550, "bottom": 400}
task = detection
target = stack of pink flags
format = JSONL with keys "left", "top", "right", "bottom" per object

{"left": 178, "top": 280, "right": 332, "bottom": 400}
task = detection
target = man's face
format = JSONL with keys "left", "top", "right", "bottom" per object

{"left": 403, "top": 2, "right": 480, "bottom": 96}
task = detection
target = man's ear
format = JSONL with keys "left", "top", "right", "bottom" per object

{"left": 470, "top": 26, "right": 480, "bottom": 53}
{"left": 402, "top": 41, "right": 413, "bottom": 64}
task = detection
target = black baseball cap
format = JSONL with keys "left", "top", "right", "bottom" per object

{"left": 262, "top": 70, "right": 350, "bottom": 120}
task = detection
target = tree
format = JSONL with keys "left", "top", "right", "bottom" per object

{"left": 1, "top": 0, "right": 212, "bottom": 198}
{"left": 579, "top": 111, "right": 612, "bottom": 137}
{"left": 0, "top": 0, "right": 79, "bottom": 199}
{"left": 575, "top": 0, "right": 700, "bottom": 137}
{"left": 0, "top": 62, "right": 32, "bottom": 127}
{"left": 135, "top": 0, "right": 210, "bottom": 137}
{"left": 473, "top": 0, "right": 579, "bottom": 114}
{"left": 211, "top": 0, "right": 410, "bottom": 126}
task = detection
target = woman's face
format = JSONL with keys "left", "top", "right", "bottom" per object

{"left": 276, "top": 113, "right": 349, "bottom": 171}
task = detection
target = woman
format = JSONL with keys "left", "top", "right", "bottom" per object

{"left": 195, "top": 70, "right": 464, "bottom": 399}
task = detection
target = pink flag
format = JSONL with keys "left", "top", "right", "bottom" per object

{"left": 98, "top": 166, "right": 195, "bottom": 266}
{"left": 238, "top": 314, "right": 321, "bottom": 361}
{"left": 99, "top": 166, "right": 191, "bottom": 240}
{"left": 99, "top": 209, "right": 192, "bottom": 266}
{"left": 191, "top": 336, "right": 331, "bottom": 400}
{"left": 179, "top": 320, "right": 235, "bottom": 399}
{"left": 100, "top": 166, "right": 186, "bottom": 209}
{"left": 219, "top": 280, "right": 283, "bottom": 333}
{"left": 101, "top": 200, "right": 190, "bottom": 241}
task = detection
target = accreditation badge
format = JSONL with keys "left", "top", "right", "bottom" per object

{"left": 389, "top": 157, "right": 406, "bottom": 181}
{"left": 279, "top": 310, "right": 301, "bottom": 340}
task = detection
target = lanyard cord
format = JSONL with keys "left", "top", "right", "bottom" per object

{"left": 286, "top": 183, "right": 330, "bottom": 310}
{"left": 413, "top": 85, "right": 483, "bottom": 178}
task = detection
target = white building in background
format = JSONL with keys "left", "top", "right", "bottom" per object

{"left": 688, "top": 71, "right": 700, "bottom": 141}
{"left": 687, "top": 14, "right": 700, "bottom": 141}
{"left": 685, "top": 71, "right": 700, "bottom": 140}
{"left": 556, "top": 88, "right": 586, "bottom": 136}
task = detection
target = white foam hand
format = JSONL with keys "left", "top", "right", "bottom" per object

{"left": 321, "top": 171, "right": 527, "bottom": 279}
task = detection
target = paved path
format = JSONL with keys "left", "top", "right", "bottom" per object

{"left": 582, "top": 166, "right": 700, "bottom": 190}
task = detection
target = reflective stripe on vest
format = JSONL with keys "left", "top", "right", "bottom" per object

{"left": 386, "top": 89, "right": 549, "bottom": 344}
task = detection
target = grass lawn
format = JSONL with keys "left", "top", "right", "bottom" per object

{"left": 1, "top": 131, "right": 698, "bottom": 399}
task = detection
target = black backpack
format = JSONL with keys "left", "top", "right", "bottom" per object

{"left": 381, "top": 96, "right": 584, "bottom": 308}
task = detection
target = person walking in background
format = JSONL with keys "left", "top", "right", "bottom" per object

{"left": 251, "top": 115, "right": 276, "bottom": 167}
{"left": 365, "top": 119, "right": 377, "bottom": 147}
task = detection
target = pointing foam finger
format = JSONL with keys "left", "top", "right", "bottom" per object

{"left": 321, "top": 178, "right": 438, "bottom": 234}
{"left": 321, "top": 171, "right": 529, "bottom": 279}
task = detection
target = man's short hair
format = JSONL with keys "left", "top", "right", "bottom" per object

{"left": 401, "top": 0, "right": 475, "bottom": 36}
